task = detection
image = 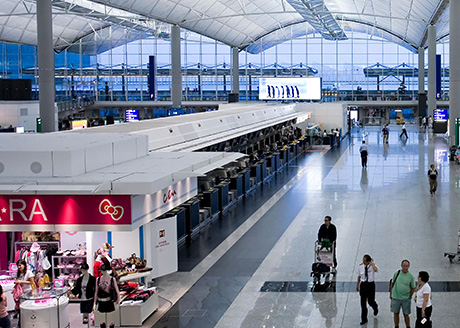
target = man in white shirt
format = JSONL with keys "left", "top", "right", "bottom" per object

{"left": 356, "top": 254, "right": 379, "bottom": 325}
{"left": 400, "top": 123, "right": 408, "bottom": 138}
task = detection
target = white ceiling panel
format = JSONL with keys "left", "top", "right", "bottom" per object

{"left": 0, "top": 0, "right": 452, "bottom": 54}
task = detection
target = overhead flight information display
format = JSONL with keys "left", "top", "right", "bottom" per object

{"left": 259, "top": 77, "right": 322, "bottom": 100}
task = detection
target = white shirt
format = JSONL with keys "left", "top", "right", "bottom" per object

{"left": 356, "top": 263, "right": 378, "bottom": 282}
{"left": 416, "top": 283, "right": 432, "bottom": 308}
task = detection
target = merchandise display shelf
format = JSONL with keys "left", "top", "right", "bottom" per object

{"left": 20, "top": 287, "right": 69, "bottom": 328}
{"left": 120, "top": 290, "right": 159, "bottom": 326}
{"left": 119, "top": 271, "right": 151, "bottom": 282}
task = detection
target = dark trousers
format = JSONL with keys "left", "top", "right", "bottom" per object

{"left": 0, "top": 315, "right": 11, "bottom": 328}
{"left": 361, "top": 154, "right": 367, "bottom": 167}
{"left": 360, "top": 281, "right": 378, "bottom": 322}
{"left": 415, "top": 306, "right": 432, "bottom": 327}
{"left": 400, "top": 129, "right": 408, "bottom": 138}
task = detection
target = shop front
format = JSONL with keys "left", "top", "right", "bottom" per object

{"left": 0, "top": 177, "right": 197, "bottom": 327}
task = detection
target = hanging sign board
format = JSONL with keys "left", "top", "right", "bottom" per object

{"left": 0, "top": 195, "right": 132, "bottom": 231}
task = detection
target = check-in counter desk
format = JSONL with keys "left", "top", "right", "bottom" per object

{"left": 250, "top": 162, "right": 261, "bottom": 184}
{"left": 215, "top": 181, "right": 229, "bottom": 211}
{"left": 229, "top": 174, "right": 243, "bottom": 199}
{"left": 258, "top": 160, "right": 267, "bottom": 182}
{"left": 201, "top": 188, "right": 219, "bottom": 216}
{"left": 273, "top": 152, "right": 280, "bottom": 171}
{"left": 266, "top": 155, "right": 275, "bottom": 175}
{"left": 182, "top": 198, "right": 201, "bottom": 240}
{"left": 164, "top": 207, "right": 186, "bottom": 245}
{"left": 298, "top": 138, "right": 306, "bottom": 151}
{"left": 279, "top": 148, "right": 289, "bottom": 166}
{"left": 241, "top": 169, "right": 251, "bottom": 195}
{"left": 290, "top": 143, "right": 298, "bottom": 159}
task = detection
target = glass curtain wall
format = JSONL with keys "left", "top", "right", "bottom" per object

{"left": 0, "top": 24, "right": 451, "bottom": 102}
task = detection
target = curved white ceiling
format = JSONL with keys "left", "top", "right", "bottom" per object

{"left": 0, "top": 0, "right": 450, "bottom": 54}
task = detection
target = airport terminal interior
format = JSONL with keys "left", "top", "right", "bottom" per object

{"left": 1, "top": 0, "right": 460, "bottom": 328}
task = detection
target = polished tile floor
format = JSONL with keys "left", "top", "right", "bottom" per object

{"left": 154, "top": 124, "right": 460, "bottom": 328}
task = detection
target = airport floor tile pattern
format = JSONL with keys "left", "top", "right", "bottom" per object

{"left": 152, "top": 125, "right": 460, "bottom": 328}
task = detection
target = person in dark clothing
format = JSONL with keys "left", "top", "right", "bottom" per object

{"left": 318, "top": 215, "right": 337, "bottom": 268}
{"left": 359, "top": 140, "right": 368, "bottom": 168}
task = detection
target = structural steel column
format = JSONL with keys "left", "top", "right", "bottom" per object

{"left": 171, "top": 25, "right": 182, "bottom": 108}
{"left": 418, "top": 47, "right": 425, "bottom": 94}
{"left": 450, "top": 0, "right": 460, "bottom": 142}
{"left": 427, "top": 25, "right": 437, "bottom": 119}
{"left": 37, "top": 0, "right": 56, "bottom": 132}
{"left": 232, "top": 47, "right": 239, "bottom": 94}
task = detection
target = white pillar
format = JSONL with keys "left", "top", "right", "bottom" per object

{"left": 171, "top": 25, "right": 182, "bottom": 108}
{"left": 232, "top": 47, "right": 239, "bottom": 94}
{"left": 427, "top": 25, "right": 437, "bottom": 119}
{"left": 450, "top": 0, "right": 460, "bottom": 142}
{"left": 37, "top": 0, "right": 56, "bottom": 132}
{"left": 418, "top": 47, "right": 425, "bottom": 94}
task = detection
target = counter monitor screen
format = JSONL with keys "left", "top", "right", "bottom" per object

{"left": 259, "top": 77, "right": 322, "bottom": 100}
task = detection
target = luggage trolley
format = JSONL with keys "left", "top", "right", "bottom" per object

{"left": 311, "top": 240, "right": 336, "bottom": 284}
{"left": 444, "top": 229, "right": 460, "bottom": 263}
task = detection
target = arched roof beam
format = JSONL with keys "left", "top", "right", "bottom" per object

{"left": 420, "top": 0, "right": 449, "bottom": 48}
{"left": 240, "top": 17, "right": 419, "bottom": 54}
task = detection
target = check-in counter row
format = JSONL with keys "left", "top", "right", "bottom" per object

{"left": 165, "top": 138, "right": 308, "bottom": 246}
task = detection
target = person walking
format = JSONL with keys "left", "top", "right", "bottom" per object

{"left": 318, "top": 215, "right": 337, "bottom": 268}
{"left": 415, "top": 271, "right": 432, "bottom": 328}
{"left": 356, "top": 254, "right": 379, "bottom": 325}
{"left": 390, "top": 259, "right": 416, "bottom": 328}
{"left": 400, "top": 123, "right": 408, "bottom": 138}
{"left": 359, "top": 140, "right": 368, "bottom": 168}
{"left": 427, "top": 164, "right": 438, "bottom": 196}
{"left": 382, "top": 124, "right": 389, "bottom": 144}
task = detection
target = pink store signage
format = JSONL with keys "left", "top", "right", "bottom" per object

{"left": 0, "top": 195, "right": 132, "bottom": 226}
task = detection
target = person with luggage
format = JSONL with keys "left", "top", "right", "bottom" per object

{"left": 356, "top": 254, "right": 379, "bottom": 325}
{"left": 359, "top": 140, "right": 368, "bottom": 168}
{"left": 427, "top": 164, "right": 438, "bottom": 196}
{"left": 390, "top": 259, "right": 416, "bottom": 328}
{"left": 415, "top": 271, "right": 432, "bottom": 328}
{"left": 318, "top": 216, "right": 337, "bottom": 268}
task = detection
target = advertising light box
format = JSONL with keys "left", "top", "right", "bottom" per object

{"left": 259, "top": 77, "right": 322, "bottom": 100}
{"left": 126, "top": 109, "right": 139, "bottom": 122}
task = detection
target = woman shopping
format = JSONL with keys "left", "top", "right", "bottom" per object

{"left": 415, "top": 271, "right": 432, "bottom": 328}
{"left": 13, "top": 259, "right": 35, "bottom": 325}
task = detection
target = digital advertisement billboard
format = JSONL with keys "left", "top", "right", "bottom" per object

{"left": 259, "top": 77, "right": 322, "bottom": 100}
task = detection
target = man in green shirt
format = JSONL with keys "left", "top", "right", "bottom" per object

{"left": 390, "top": 259, "right": 416, "bottom": 328}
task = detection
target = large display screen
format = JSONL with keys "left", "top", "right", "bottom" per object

{"left": 259, "top": 77, "right": 322, "bottom": 100}
{"left": 126, "top": 109, "right": 139, "bottom": 122}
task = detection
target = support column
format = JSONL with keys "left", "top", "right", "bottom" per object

{"left": 232, "top": 47, "right": 239, "bottom": 94}
{"left": 418, "top": 47, "right": 425, "bottom": 94}
{"left": 37, "top": 0, "right": 56, "bottom": 132}
{"left": 450, "top": 0, "right": 460, "bottom": 143}
{"left": 418, "top": 47, "right": 426, "bottom": 119}
{"left": 171, "top": 25, "right": 182, "bottom": 108}
{"left": 427, "top": 24, "right": 437, "bottom": 120}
